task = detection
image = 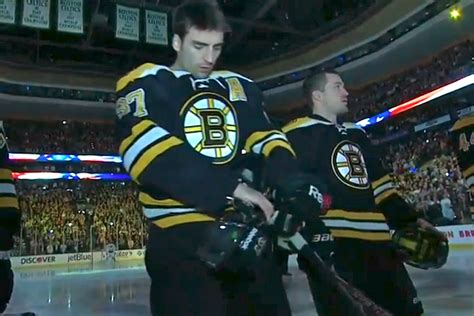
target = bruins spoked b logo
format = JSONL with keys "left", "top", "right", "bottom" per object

{"left": 180, "top": 92, "right": 239, "bottom": 164}
{"left": 331, "top": 141, "right": 369, "bottom": 189}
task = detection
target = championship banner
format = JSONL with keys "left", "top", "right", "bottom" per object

{"left": 115, "top": 4, "right": 139, "bottom": 41}
{"left": 0, "top": 0, "right": 16, "bottom": 25}
{"left": 57, "top": 0, "right": 83, "bottom": 34}
{"left": 145, "top": 10, "right": 168, "bottom": 45}
{"left": 22, "top": 0, "right": 51, "bottom": 29}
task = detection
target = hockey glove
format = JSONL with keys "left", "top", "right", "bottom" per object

{"left": 272, "top": 173, "right": 332, "bottom": 236}
{"left": 299, "top": 218, "right": 335, "bottom": 265}
{"left": 392, "top": 219, "right": 448, "bottom": 269}
{"left": 198, "top": 200, "right": 270, "bottom": 276}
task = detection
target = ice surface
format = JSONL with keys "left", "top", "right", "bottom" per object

{"left": 6, "top": 250, "right": 474, "bottom": 315}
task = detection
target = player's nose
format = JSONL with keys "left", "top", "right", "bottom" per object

{"left": 203, "top": 48, "right": 215, "bottom": 64}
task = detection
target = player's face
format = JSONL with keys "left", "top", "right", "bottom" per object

{"left": 321, "top": 73, "right": 349, "bottom": 115}
{"left": 173, "top": 27, "right": 224, "bottom": 78}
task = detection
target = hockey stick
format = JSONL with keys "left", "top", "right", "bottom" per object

{"left": 278, "top": 233, "right": 393, "bottom": 316}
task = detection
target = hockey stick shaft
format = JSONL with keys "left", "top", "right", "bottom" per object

{"left": 287, "top": 233, "right": 393, "bottom": 316}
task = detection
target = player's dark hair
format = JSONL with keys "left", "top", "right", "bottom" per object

{"left": 303, "top": 70, "right": 340, "bottom": 107}
{"left": 173, "top": 0, "right": 231, "bottom": 38}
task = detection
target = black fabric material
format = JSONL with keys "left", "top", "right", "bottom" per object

{"left": 145, "top": 222, "right": 291, "bottom": 316}
{"left": 0, "top": 259, "right": 13, "bottom": 313}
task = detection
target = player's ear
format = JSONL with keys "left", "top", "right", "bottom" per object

{"left": 311, "top": 90, "right": 322, "bottom": 103}
{"left": 172, "top": 34, "right": 182, "bottom": 53}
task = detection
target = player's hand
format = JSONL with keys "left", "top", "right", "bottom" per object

{"left": 273, "top": 173, "right": 332, "bottom": 221}
{"left": 416, "top": 218, "right": 448, "bottom": 241}
{"left": 232, "top": 183, "right": 274, "bottom": 221}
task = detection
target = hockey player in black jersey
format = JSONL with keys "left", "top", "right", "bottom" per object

{"left": 0, "top": 122, "right": 21, "bottom": 314}
{"left": 115, "top": 1, "right": 327, "bottom": 315}
{"left": 450, "top": 114, "right": 473, "bottom": 221}
{"left": 283, "top": 71, "right": 447, "bottom": 316}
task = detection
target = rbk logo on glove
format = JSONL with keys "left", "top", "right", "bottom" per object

{"left": 308, "top": 185, "right": 332, "bottom": 212}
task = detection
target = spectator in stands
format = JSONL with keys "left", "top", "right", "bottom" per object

{"left": 440, "top": 191, "right": 455, "bottom": 224}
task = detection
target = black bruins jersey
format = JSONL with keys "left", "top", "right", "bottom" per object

{"left": 0, "top": 122, "right": 20, "bottom": 236}
{"left": 283, "top": 115, "right": 418, "bottom": 242}
{"left": 116, "top": 63, "right": 296, "bottom": 229}
{"left": 450, "top": 115, "right": 473, "bottom": 219}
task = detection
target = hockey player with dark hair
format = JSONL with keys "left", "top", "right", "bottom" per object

{"left": 0, "top": 122, "right": 21, "bottom": 315}
{"left": 450, "top": 114, "right": 473, "bottom": 221}
{"left": 282, "top": 71, "right": 448, "bottom": 316}
{"left": 115, "top": 1, "right": 328, "bottom": 315}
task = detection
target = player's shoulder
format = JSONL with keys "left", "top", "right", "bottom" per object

{"left": 451, "top": 114, "right": 474, "bottom": 132}
{"left": 210, "top": 70, "right": 254, "bottom": 83}
{"left": 282, "top": 116, "right": 332, "bottom": 134}
{"left": 116, "top": 63, "right": 185, "bottom": 92}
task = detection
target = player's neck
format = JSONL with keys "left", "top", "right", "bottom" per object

{"left": 312, "top": 109, "right": 337, "bottom": 124}
{"left": 170, "top": 62, "right": 182, "bottom": 71}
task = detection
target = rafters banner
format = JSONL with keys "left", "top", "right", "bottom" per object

{"left": 116, "top": 4, "right": 139, "bottom": 41}
{"left": 22, "top": 0, "right": 51, "bottom": 29}
{"left": 57, "top": 0, "right": 84, "bottom": 34}
{"left": 0, "top": 0, "right": 16, "bottom": 24}
{"left": 145, "top": 10, "right": 168, "bottom": 46}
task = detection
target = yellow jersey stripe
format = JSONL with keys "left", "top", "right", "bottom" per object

{"left": 372, "top": 174, "right": 391, "bottom": 189}
{"left": 130, "top": 137, "right": 183, "bottom": 180}
{"left": 153, "top": 213, "right": 215, "bottom": 228}
{"left": 262, "top": 139, "right": 296, "bottom": 157}
{"left": 282, "top": 117, "right": 313, "bottom": 133}
{"left": 0, "top": 197, "right": 19, "bottom": 209}
{"left": 0, "top": 169, "right": 13, "bottom": 181}
{"left": 330, "top": 229, "right": 391, "bottom": 241}
{"left": 139, "top": 192, "right": 184, "bottom": 207}
{"left": 323, "top": 209, "right": 387, "bottom": 221}
{"left": 462, "top": 165, "right": 474, "bottom": 179}
{"left": 116, "top": 63, "right": 157, "bottom": 91}
{"left": 374, "top": 188, "right": 398, "bottom": 205}
{"left": 244, "top": 130, "right": 275, "bottom": 152}
{"left": 119, "top": 120, "right": 156, "bottom": 155}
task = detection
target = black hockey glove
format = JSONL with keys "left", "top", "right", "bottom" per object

{"left": 299, "top": 218, "right": 335, "bottom": 265}
{"left": 392, "top": 219, "right": 449, "bottom": 269}
{"left": 272, "top": 173, "right": 332, "bottom": 236}
{"left": 198, "top": 200, "right": 270, "bottom": 276}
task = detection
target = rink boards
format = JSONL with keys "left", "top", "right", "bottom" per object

{"left": 10, "top": 224, "right": 474, "bottom": 269}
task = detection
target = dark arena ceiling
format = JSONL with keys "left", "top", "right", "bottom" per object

{"left": 0, "top": 0, "right": 380, "bottom": 74}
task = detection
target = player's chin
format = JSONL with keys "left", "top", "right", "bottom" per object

{"left": 195, "top": 68, "right": 213, "bottom": 78}
{"left": 193, "top": 72, "right": 210, "bottom": 79}
{"left": 338, "top": 103, "right": 349, "bottom": 114}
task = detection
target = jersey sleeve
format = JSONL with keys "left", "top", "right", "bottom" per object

{"left": 0, "top": 122, "right": 21, "bottom": 235}
{"left": 242, "top": 85, "right": 298, "bottom": 187}
{"left": 116, "top": 76, "right": 240, "bottom": 216}
{"left": 357, "top": 130, "right": 419, "bottom": 228}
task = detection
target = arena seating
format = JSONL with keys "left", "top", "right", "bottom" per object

{"left": 7, "top": 40, "right": 473, "bottom": 255}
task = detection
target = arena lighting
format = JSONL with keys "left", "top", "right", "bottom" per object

{"left": 9, "top": 153, "right": 122, "bottom": 163}
{"left": 12, "top": 172, "right": 130, "bottom": 181}
{"left": 357, "top": 74, "right": 474, "bottom": 128}
{"left": 449, "top": 8, "right": 461, "bottom": 20}
{"left": 9, "top": 75, "right": 474, "bottom": 162}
